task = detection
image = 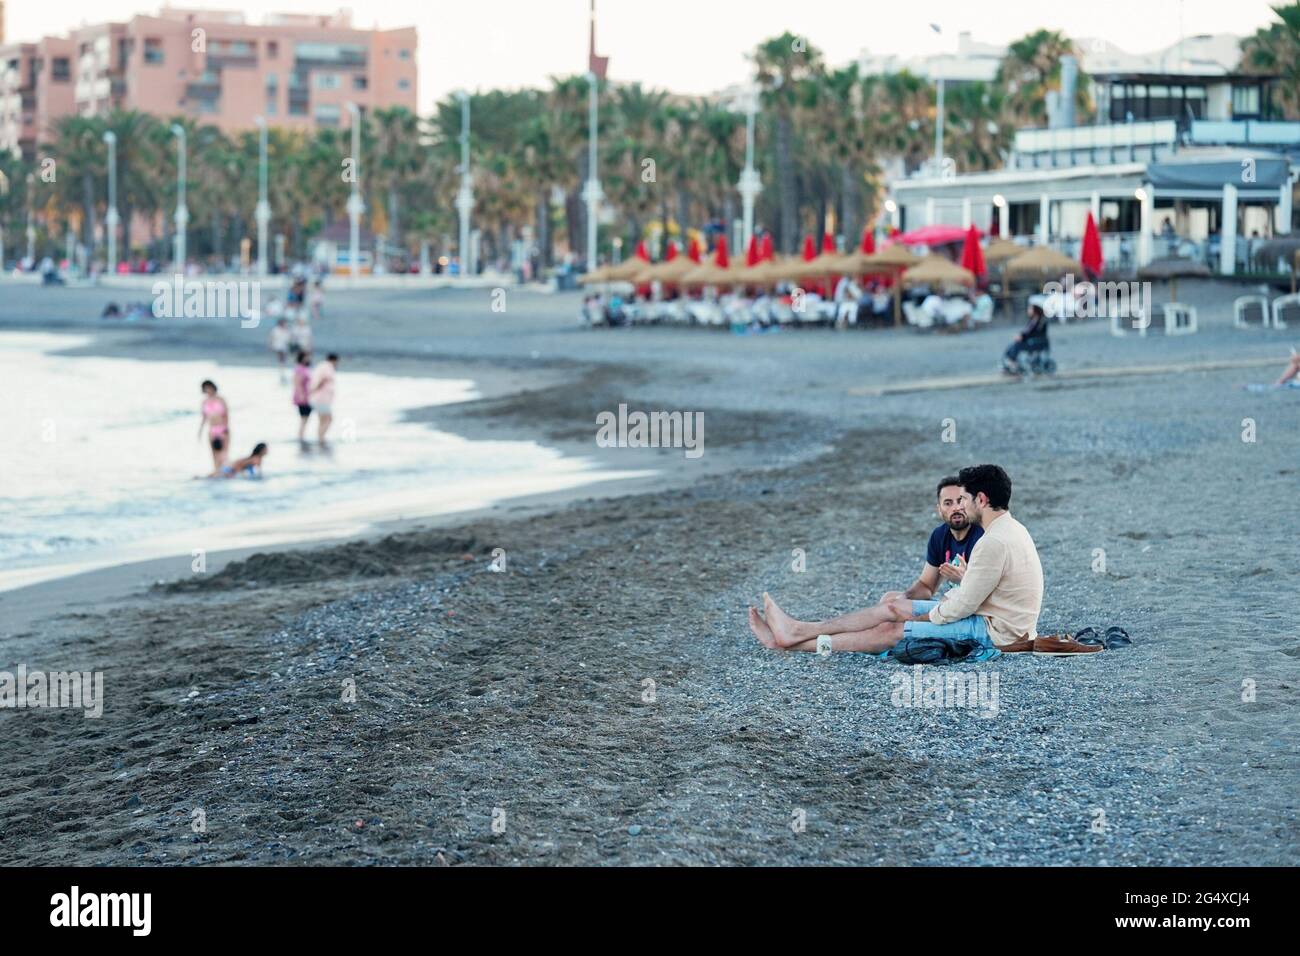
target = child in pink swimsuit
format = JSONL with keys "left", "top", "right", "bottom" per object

{"left": 198, "top": 380, "right": 230, "bottom": 470}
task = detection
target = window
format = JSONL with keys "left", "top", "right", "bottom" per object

{"left": 398, "top": 49, "right": 411, "bottom": 60}
{"left": 352, "top": 74, "right": 367, "bottom": 90}
{"left": 397, "top": 78, "right": 410, "bottom": 90}
{"left": 265, "top": 73, "right": 278, "bottom": 115}
{"left": 267, "top": 41, "right": 278, "bottom": 59}
{"left": 314, "top": 103, "right": 340, "bottom": 126}
{"left": 144, "top": 39, "right": 164, "bottom": 65}
{"left": 314, "top": 72, "right": 340, "bottom": 91}
{"left": 1232, "top": 85, "right": 1260, "bottom": 117}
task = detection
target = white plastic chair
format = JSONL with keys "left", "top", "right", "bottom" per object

{"left": 1162, "top": 303, "right": 1198, "bottom": 336}
{"left": 1271, "top": 294, "right": 1299, "bottom": 330}
{"left": 903, "top": 301, "right": 934, "bottom": 329}
{"left": 1233, "top": 295, "right": 1271, "bottom": 330}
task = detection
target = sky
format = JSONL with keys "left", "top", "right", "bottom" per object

{"left": 6, "top": 0, "right": 1285, "bottom": 110}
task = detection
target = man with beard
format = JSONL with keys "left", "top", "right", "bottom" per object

{"left": 877, "top": 476, "right": 984, "bottom": 606}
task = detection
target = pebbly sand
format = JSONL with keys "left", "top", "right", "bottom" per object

{"left": 0, "top": 281, "right": 1296, "bottom": 865}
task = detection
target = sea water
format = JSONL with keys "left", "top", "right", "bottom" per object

{"left": 0, "top": 332, "right": 644, "bottom": 590}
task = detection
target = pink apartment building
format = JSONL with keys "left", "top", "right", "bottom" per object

{"left": 0, "top": 6, "right": 418, "bottom": 159}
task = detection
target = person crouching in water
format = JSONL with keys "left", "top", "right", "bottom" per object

{"left": 210, "top": 443, "right": 268, "bottom": 478}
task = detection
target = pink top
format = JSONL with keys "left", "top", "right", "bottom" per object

{"left": 310, "top": 363, "right": 336, "bottom": 405}
{"left": 292, "top": 365, "right": 312, "bottom": 405}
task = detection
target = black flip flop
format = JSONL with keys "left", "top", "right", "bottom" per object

{"left": 1103, "top": 626, "right": 1132, "bottom": 649}
{"left": 1073, "top": 627, "right": 1104, "bottom": 647}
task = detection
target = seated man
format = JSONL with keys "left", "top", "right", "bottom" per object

{"left": 876, "top": 476, "right": 984, "bottom": 607}
{"left": 749, "top": 464, "right": 1098, "bottom": 657}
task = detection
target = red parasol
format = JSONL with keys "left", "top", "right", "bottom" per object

{"left": 860, "top": 228, "right": 876, "bottom": 255}
{"left": 960, "top": 224, "right": 986, "bottom": 280}
{"left": 1081, "top": 212, "right": 1104, "bottom": 278}
{"left": 634, "top": 240, "right": 651, "bottom": 262}
{"left": 801, "top": 234, "right": 816, "bottom": 261}
{"left": 665, "top": 240, "right": 678, "bottom": 261}
{"left": 713, "top": 234, "right": 730, "bottom": 268}
{"left": 760, "top": 234, "right": 774, "bottom": 261}
{"left": 687, "top": 236, "right": 702, "bottom": 263}
{"left": 891, "top": 224, "right": 981, "bottom": 247}
{"left": 746, "top": 236, "right": 760, "bottom": 267}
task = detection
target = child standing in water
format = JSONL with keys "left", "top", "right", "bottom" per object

{"left": 292, "top": 351, "right": 313, "bottom": 445}
{"left": 198, "top": 380, "right": 230, "bottom": 471}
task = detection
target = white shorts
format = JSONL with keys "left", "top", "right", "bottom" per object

{"left": 314, "top": 403, "right": 332, "bottom": 416}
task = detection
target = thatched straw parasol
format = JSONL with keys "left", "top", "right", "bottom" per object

{"left": 1138, "top": 256, "right": 1211, "bottom": 302}
{"left": 679, "top": 264, "right": 735, "bottom": 288}
{"left": 902, "top": 255, "right": 976, "bottom": 289}
{"left": 603, "top": 258, "right": 653, "bottom": 281}
{"left": 578, "top": 266, "right": 612, "bottom": 285}
{"left": 983, "top": 238, "right": 1027, "bottom": 265}
{"left": 1003, "top": 246, "right": 1085, "bottom": 281}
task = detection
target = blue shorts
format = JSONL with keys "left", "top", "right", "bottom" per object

{"left": 903, "top": 600, "right": 994, "bottom": 648}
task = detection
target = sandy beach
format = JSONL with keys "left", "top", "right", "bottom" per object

{"left": 1, "top": 281, "right": 1296, "bottom": 865}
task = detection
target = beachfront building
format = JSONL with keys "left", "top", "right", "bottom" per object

{"left": 0, "top": 7, "right": 417, "bottom": 159}
{"left": 885, "top": 34, "right": 1298, "bottom": 275}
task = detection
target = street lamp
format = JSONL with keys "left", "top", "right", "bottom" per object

{"left": 102, "top": 130, "right": 118, "bottom": 275}
{"left": 345, "top": 102, "right": 364, "bottom": 280}
{"left": 170, "top": 124, "right": 188, "bottom": 273}
{"left": 736, "top": 87, "right": 762, "bottom": 252}
{"left": 254, "top": 116, "right": 270, "bottom": 277}
{"left": 25, "top": 172, "right": 35, "bottom": 264}
{"left": 582, "top": 71, "right": 603, "bottom": 272}
{"left": 930, "top": 23, "right": 946, "bottom": 177}
{"left": 455, "top": 91, "right": 473, "bottom": 277}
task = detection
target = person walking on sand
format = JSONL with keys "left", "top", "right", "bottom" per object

{"left": 291, "top": 351, "right": 313, "bottom": 445}
{"left": 309, "top": 279, "right": 325, "bottom": 322}
{"left": 309, "top": 352, "right": 339, "bottom": 446}
{"left": 198, "top": 380, "right": 231, "bottom": 471}
{"left": 269, "top": 318, "right": 292, "bottom": 383}
{"left": 290, "top": 313, "right": 313, "bottom": 357}
{"left": 1273, "top": 347, "right": 1300, "bottom": 386}
{"left": 748, "top": 464, "right": 1099, "bottom": 657}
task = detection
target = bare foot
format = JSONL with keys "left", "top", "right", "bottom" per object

{"left": 748, "top": 607, "right": 779, "bottom": 649}
{"left": 762, "top": 592, "right": 808, "bottom": 648}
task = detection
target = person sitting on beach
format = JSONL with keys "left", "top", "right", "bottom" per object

{"left": 198, "top": 380, "right": 230, "bottom": 471}
{"left": 1274, "top": 348, "right": 1300, "bottom": 386}
{"left": 748, "top": 465, "right": 1096, "bottom": 657}
{"left": 211, "top": 443, "right": 268, "bottom": 479}
{"left": 874, "top": 476, "right": 984, "bottom": 607}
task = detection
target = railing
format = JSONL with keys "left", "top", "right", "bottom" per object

{"left": 1187, "top": 119, "right": 1300, "bottom": 146}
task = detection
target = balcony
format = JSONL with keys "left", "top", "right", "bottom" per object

{"left": 1187, "top": 120, "right": 1300, "bottom": 148}
{"left": 1011, "top": 121, "right": 1179, "bottom": 169}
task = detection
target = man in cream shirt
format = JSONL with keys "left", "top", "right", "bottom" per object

{"left": 752, "top": 464, "right": 1098, "bottom": 657}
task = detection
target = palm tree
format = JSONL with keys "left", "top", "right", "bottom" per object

{"left": 752, "top": 33, "right": 825, "bottom": 252}
{"left": 101, "top": 110, "right": 163, "bottom": 256}
{"left": 49, "top": 115, "right": 106, "bottom": 255}
{"left": 371, "top": 107, "right": 423, "bottom": 255}
{"left": 996, "top": 30, "right": 1090, "bottom": 126}
{"left": 1241, "top": 2, "right": 1300, "bottom": 118}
